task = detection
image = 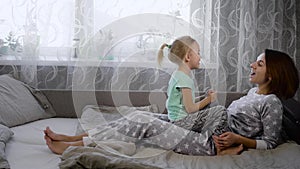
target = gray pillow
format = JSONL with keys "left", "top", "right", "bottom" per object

{"left": 0, "top": 74, "right": 56, "bottom": 127}
{"left": 0, "top": 124, "right": 13, "bottom": 169}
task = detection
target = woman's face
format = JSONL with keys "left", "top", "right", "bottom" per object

{"left": 249, "top": 53, "right": 270, "bottom": 85}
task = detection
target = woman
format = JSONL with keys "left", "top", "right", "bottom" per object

{"left": 213, "top": 49, "right": 299, "bottom": 154}
{"left": 44, "top": 49, "right": 299, "bottom": 156}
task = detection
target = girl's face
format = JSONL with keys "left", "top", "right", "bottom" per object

{"left": 249, "top": 53, "right": 270, "bottom": 85}
{"left": 186, "top": 42, "right": 200, "bottom": 69}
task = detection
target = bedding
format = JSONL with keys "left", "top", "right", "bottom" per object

{"left": 59, "top": 105, "right": 300, "bottom": 169}
{"left": 0, "top": 74, "right": 57, "bottom": 169}
{"left": 5, "top": 118, "right": 79, "bottom": 169}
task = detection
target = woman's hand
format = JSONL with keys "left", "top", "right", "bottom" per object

{"left": 212, "top": 132, "right": 240, "bottom": 149}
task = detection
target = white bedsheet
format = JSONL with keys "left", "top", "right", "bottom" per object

{"left": 5, "top": 118, "right": 79, "bottom": 169}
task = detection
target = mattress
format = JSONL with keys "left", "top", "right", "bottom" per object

{"left": 5, "top": 118, "right": 79, "bottom": 169}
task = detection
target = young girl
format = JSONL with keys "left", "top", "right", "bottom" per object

{"left": 157, "top": 36, "right": 218, "bottom": 131}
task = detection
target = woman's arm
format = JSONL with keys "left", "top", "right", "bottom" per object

{"left": 213, "top": 132, "right": 256, "bottom": 149}
{"left": 181, "top": 88, "right": 214, "bottom": 113}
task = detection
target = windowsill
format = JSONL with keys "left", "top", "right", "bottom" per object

{"left": 0, "top": 55, "right": 217, "bottom": 69}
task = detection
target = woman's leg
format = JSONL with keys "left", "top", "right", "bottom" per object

{"left": 216, "top": 144, "right": 243, "bottom": 155}
{"left": 44, "top": 126, "right": 88, "bottom": 142}
{"left": 44, "top": 135, "right": 83, "bottom": 155}
{"left": 88, "top": 112, "right": 218, "bottom": 155}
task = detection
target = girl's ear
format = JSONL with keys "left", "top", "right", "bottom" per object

{"left": 185, "top": 51, "right": 191, "bottom": 62}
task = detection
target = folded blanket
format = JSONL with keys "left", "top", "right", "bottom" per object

{"left": 60, "top": 142, "right": 300, "bottom": 169}
{"left": 60, "top": 144, "right": 165, "bottom": 169}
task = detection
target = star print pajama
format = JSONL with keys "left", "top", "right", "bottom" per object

{"left": 87, "top": 107, "right": 228, "bottom": 156}
{"left": 172, "top": 105, "right": 227, "bottom": 133}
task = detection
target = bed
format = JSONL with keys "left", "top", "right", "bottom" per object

{"left": 1, "top": 74, "right": 300, "bottom": 169}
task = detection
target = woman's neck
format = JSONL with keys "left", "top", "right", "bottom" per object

{"left": 256, "top": 83, "right": 270, "bottom": 95}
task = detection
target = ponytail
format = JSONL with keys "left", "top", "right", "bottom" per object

{"left": 157, "top": 43, "right": 170, "bottom": 66}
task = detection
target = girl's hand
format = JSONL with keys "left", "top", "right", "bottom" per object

{"left": 212, "top": 132, "right": 240, "bottom": 149}
{"left": 207, "top": 89, "right": 217, "bottom": 103}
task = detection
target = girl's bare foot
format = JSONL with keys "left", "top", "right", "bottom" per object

{"left": 217, "top": 144, "right": 243, "bottom": 156}
{"left": 44, "top": 135, "right": 70, "bottom": 155}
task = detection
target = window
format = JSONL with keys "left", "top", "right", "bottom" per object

{"left": 0, "top": 0, "right": 214, "bottom": 68}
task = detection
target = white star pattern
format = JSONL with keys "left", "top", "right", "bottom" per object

{"left": 132, "top": 132, "right": 136, "bottom": 137}
{"left": 184, "top": 144, "right": 189, "bottom": 149}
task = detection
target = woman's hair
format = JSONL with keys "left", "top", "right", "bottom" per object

{"left": 265, "top": 49, "right": 299, "bottom": 99}
{"left": 157, "top": 36, "right": 196, "bottom": 65}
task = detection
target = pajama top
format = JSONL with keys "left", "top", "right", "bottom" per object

{"left": 227, "top": 87, "right": 283, "bottom": 149}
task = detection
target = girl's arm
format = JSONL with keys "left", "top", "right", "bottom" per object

{"left": 182, "top": 88, "right": 214, "bottom": 113}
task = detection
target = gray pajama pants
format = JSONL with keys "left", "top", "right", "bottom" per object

{"left": 87, "top": 105, "right": 228, "bottom": 156}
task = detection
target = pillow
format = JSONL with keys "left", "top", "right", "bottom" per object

{"left": 0, "top": 124, "right": 13, "bottom": 169}
{"left": 282, "top": 98, "right": 300, "bottom": 144}
{"left": 0, "top": 74, "right": 56, "bottom": 127}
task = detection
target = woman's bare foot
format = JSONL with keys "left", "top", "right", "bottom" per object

{"left": 44, "top": 135, "right": 70, "bottom": 155}
{"left": 217, "top": 144, "right": 243, "bottom": 156}
{"left": 44, "top": 127, "right": 69, "bottom": 142}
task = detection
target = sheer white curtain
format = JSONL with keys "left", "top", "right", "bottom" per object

{"left": 0, "top": 0, "right": 298, "bottom": 99}
{"left": 215, "top": 0, "right": 297, "bottom": 92}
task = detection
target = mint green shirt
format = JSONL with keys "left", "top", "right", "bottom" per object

{"left": 167, "top": 71, "right": 195, "bottom": 121}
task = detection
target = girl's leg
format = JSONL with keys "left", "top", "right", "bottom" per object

{"left": 44, "top": 126, "right": 87, "bottom": 142}
{"left": 172, "top": 105, "right": 227, "bottom": 133}
{"left": 44, "top": 135, "right": 84, "bottom": 155}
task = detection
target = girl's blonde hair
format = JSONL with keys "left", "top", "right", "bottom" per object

{"left": 157, "top": 36, "right": 196, "bottom": 65}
